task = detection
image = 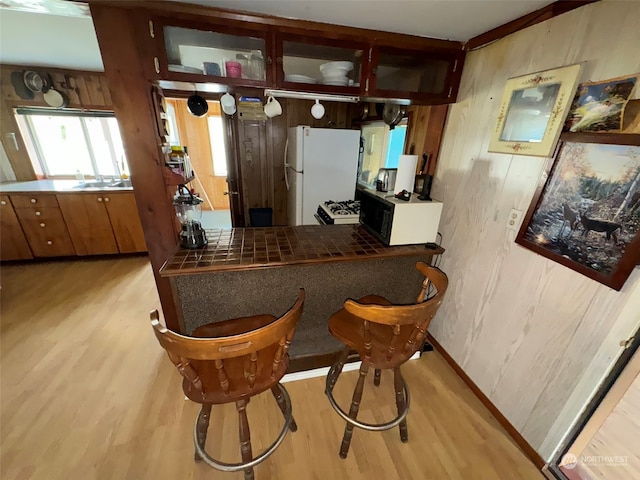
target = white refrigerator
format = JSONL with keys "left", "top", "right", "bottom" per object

{"left": 285, "top": 126, "right": 360, "bottom": 226}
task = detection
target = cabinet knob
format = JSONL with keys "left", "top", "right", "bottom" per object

{"left": 276, "top": 57, "right": 283, "bottom": 65}
{"left": 104, "top": 197, "right": 110, "bottom": 202}
{"left": 40, "top": 223, "right": 45, "bottom": 228}
{"left": 47, "top": 241, "right": 53, "bottom": 246}
{"left": 98, "top": 197, "right": 103, "bottom": 202}
{"left": 0, "top": 200, "right": 6, "bottom": 205}
{"left": 35, "top": 211, "right": 41, "bottom": 216}
{"left": 30, "top": 198, "right": 37, "bottom": 204}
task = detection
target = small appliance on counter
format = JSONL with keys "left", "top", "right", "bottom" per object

{"left": 173, "top": 185, "right": 207, "bottom": 249}
{"left": 375, "top": 168, "right": 397, "bottom": 192}
{"left": 359, "top": 189, "right": 443, "bottom": 246}
{"left": 316, "top": 200, "right": 360, "bottom": 225}
{"left": 395, "top": 155, "right": 418, "bottom": 193}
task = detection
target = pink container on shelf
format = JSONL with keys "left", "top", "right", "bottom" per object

{"left": 225, "top": 61, "right": 242, "bottom": 78}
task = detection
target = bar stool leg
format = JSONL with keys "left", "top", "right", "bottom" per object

{"left": 339, "top": 362, "right": 370, "bottom": 459}
{"left": 394, "top": 367, "right": 409, "bottom": 443}
{"left": 327, "top": 346, "right": 351, "bottom": 393}
{"left": 271, "top": 384, "right": 297, "bottom": 432}
{"left": 374, "top": 369, "right": 381, "bottom": 386}
{"left": 194, "top": 403, "right": 212, "bottom": 462}
{"left": 236, "top": 399, "right": 254, "bottom": 480}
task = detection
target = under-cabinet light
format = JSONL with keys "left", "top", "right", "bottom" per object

{"left": 263, "top": 89, "right": 360, "bottom": 103}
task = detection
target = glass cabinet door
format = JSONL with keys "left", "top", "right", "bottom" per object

{"left": 371, "top": 47, "right": 458, "bottom": 99}
{"left": 162, "top": 24, "right": 270, "bottom": 84}
{"left": 278, "top": 36, "right": 367, "bottom": 92}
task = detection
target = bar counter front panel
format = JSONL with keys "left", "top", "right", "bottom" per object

{"left": 161, "top": 225, "right": 444, "bottom": 363}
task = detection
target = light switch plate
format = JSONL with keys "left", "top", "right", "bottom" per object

{"left": 507, "top": 209, "right": 523, "bottom": 231}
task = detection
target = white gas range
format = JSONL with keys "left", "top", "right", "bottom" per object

{"left": 315, "top": 200, "right": 361, "bottom": 225}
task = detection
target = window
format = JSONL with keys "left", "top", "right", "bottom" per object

{"left": 208, "top": 116, "right": 228, "bottom": 177}
{"left": 16, "top": 109, "right": 128, "bottom": 178}
{"left": 358, "top": 120, "right": 408, "bottom": 187}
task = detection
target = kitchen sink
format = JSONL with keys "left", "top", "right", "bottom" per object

{"left": 73, "top": 179, "right": 132, "bottom": 189}
{"left": 109, "top": 180, "right": 132, "bottom": 188}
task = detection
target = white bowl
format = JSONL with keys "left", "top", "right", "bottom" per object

{"left": 320, "top": 61, "right": 353, "bottom": 74}
{"left": 322, "top": 72, "right": 347, "bottom": 80}
{"left": 322, "top": 79, "right": 349, "bottom": 86}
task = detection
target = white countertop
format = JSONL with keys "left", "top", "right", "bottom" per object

{"left": 360, "top": 188, "right": 442, "bottom": 205}
{"left": 0, "top": 180, "right": 133, "bottom": 193}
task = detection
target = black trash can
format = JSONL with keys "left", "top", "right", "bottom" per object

{"left": 249, "top": 207, "right": 273, "bottom": 227}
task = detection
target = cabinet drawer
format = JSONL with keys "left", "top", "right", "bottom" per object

{"left": 15, "top": 207, "right": 75, "bottom": 257}
{"left": 10, "top": 194, "right": 59, "bottom": 208}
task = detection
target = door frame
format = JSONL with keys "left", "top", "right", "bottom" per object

{"left": 161, "top": 88, "right": 245, "bottom": 227}
{"left": 544, "top": 325, "right": 640, "bottom": 479}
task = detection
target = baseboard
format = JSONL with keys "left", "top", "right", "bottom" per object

{"left": 282, "top": 351, "right": 421, "bottom": 384}
{"left": 426, "top": 333, "right": 546, "bottom": 470}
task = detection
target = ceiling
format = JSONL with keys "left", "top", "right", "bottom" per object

{"left": 0, "top": 0, "right": 554, "bottom": 71}
{"left": 168, "top": 0, "right": 552, "bottom": 41}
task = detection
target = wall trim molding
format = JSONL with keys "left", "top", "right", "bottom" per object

{"left": 426, "top": 333, "right": 546, "bottom": 469}
{"left": 282, "top": 351, "right": 421, "bottom": 383}
{"left": 465, "top": 1, "right": 598, "bottom": 51}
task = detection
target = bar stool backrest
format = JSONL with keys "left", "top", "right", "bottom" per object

{"left": 343, "top": 263, "right": 448, "bottom": 361}
{"left": 150, "top": 289, "right": 305, "bottom": 401}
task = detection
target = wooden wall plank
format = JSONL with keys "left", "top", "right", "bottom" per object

{"left": 429, "top": 0, "right": 640, "bottom": 462}
{"left": 90, "top": 5, "right": 181, "bottom": 331}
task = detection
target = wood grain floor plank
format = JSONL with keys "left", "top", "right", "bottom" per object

{"left": 1, "top": 258, "right": 542, "bottom": 479}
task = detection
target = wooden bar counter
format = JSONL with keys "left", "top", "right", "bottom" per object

{"left": 160, "top": 225, "right": 444, "bottom": 370}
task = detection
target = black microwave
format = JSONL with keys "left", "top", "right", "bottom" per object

{"left": 359, "top": 189, "right": 443, "bottom": 246}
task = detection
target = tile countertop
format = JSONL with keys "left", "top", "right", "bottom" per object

{"left": 160, "top": 224, "right": 445, "bottom": 276}
{"left": 0, "top": 180, "right": 133, "bottom": 193}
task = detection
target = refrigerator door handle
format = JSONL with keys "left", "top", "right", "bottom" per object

{"left": 284, "top": 138, "right": 290, "bottom": 190}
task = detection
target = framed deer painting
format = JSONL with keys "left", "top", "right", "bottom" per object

{"left": 516, "top": 134, "right": 640, "bottom": 290}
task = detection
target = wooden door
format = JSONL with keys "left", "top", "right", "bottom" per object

{"left": 0, "top": 196, "right": 33, "bottom": 260}
{"left": 169, "top": 98, "right": 230, "bottom": 211}
{"left": 103, "top": 193, "right": 147, "bottom": 253}
{"left": 57, "top": 194, "right": 118, "bottom": 255}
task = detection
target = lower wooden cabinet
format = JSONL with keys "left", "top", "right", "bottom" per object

{"left": 0, "top": 195, "right": 33, "bottom": 261}
{"left": 57, "top": 194, "right": 119, "bottom": 255}
{"left": 14, "top": 206, "right": 76, "bottom": 257}
{"left": 2, "top": 191, "right": 147, "bottom": 260}
{"left": 102, "top": 193, "right": 147, "bottom": 253}
{"left": 57, "top": 192, "right": 147, "bottom": 256}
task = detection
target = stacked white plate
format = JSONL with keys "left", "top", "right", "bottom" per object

{"left": 320, "top": 61, "right": 353, "bottom": 86}
{"left": 284, "top": 74, "right": 318, "bottom": 84}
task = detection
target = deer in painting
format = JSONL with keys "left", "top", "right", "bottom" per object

{"left": 580, "top": 209, "right": 622, "bottom": 242}
{"left": 559, "top": 203, "right": 580, "bottom": 237}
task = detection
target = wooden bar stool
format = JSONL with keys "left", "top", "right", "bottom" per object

{"left": 325, "top": 263, "right": 448, "bottom": 458}
{"left": 150, "top": 289, "right": 305, "bottom": 480}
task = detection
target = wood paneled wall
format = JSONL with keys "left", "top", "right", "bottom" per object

{"left": 0, "top": 64, "right": 113, "bottom": 181}
{"left": 429, "top": 0, "right": 640, "bottom": 462}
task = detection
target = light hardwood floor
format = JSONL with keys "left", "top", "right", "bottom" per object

{"left": 0, "top": 257, "right": 542, "bottom": 479}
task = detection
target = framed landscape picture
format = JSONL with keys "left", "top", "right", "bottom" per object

{"left": 489, "top": 64, "right": 582, "bottom": 157}
{"left": 516, "top": 135, "right": 640, "bottom": 290}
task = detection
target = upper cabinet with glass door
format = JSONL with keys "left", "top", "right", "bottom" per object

{"left": 276, "top": 33, "right": 368, "bottom": 95}
{"left": 367, "top": 46, "right": 464, "bottom": 103}
{"left": 153, "top": 17, "right": 274, "bottom": 87}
